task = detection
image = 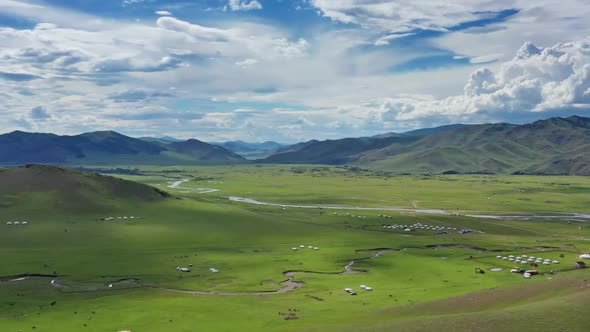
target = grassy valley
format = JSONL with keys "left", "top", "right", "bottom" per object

{"left": 1, "top": 165, "right": 589, "bottom": 331}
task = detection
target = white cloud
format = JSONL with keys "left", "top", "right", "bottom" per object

{"left": 374, "top": 40, "right": 590, "bottom": 123}
{"left": 271, "top": 38, "right": 309, "bottom": 58}
{"left": 1, "top": 0, "right": 589, "bottom": 142}
{"left": 30, "top": 105, "right": 51, "bottom": 120}
{"left": 122, "top": 0, "right": 149, "bottom": 6}
{"left": 434, "top": 1, "right": 590, "bottom": 64}
{"left": 312, "top": 0, "right": 590, "bottom": 67}
{"left": 310, "top": 0, "right": 507, "bottom": 33}
{"left": 0, "top": 0, "right": 42, "bottom": 10}
{"left": 469, "top": 53, "right": 504, "bottom": 64}
{"left": 156, "top": 16, "right": 230, "bottom": 41}
{"left": 109, "top": 89, "right": 173, "bottom": 102}
{"left": 375, "top": 33, "right": 416, "bottom": 46}
{"left": 155, "top": 10, "right": 172, "bottom": 16}
{"left": 0, "top": 3, "right": 318, "bottom": 139}
{"left": 235, "top": 58, "right": 258, "bottom": 67}
{"left": 224, "top": 0, "right": 262, "bottom": 12}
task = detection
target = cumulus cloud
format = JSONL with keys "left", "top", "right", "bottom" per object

{"left": 1, "top": 0, "right": 589, "bottom": 141}
{"left": 310, "top": 0, "right": 507, "bottom": 34}
{"left": 272, "top": 38, "right": 309, "bottom": 58}
{"left": 375, "top": 33, "right": 416, "bottom": 46}
{"left": 311, "top": 0, "right": 590, "bottom": 66}
{"left": 0, "top": 0, "right": 43, "bottom": 10}
{"left": 235, "top": 58, "right": 258, "bottom": 67}
{"left": 30, "top": 106, "right": 51, "bottom": 120}
{"left": 122, "top": 0, "right": 150, "bottom": 6}
{"left": 374, "top": 40, "right": 590, "bottom": 123}
{"left": 155, "top": 16, "right": 309, "bottom": 60}
{"left": 434, "top": 1, "right": 590, "bottom": 64}
{"left": 224, "top": 0, "right": 262, "bottom": 12}
{"left": 156, "top": 16, "right": 230, "bottom": 41}
{"left": 109, "top": 89, "right": 173, "bottom": 102}
{"left": 0, "top": 3, "right": 317, "bottom": 140}
{"left": 93, "top": 56, "right": 182, "bottom": 73}
{"left": 106, "top": 108, "right": 203, "bottom": 121}
{"left": 0, "top": 71, "right": 42, "bottom": 81}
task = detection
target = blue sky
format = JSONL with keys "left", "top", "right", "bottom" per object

{"left": 0, "top": 0, "right": 589, "bottom": 142}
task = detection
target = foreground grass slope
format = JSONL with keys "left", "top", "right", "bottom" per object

{"left": 1, "top": 165, "right": 589, "bottom": 331}
{"left": 312, "top": 273, "right": 590, "bottom": 332}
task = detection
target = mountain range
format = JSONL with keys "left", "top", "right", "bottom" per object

{"left": 370, "top": 124, "right": 470, "bottom": 139}
{"left": 0, "top": 116, "right": 588, "bottom": 175}
{"left": 0, "top": 130, "right": 245, "bottom": 165}
{"left": 260, "top": 116, "right": 590, "bottom": 176}
{"left": 209, "top": 140, "right": 285, "bottom": 159}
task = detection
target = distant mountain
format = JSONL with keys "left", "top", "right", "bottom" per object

{"left": 372, "top": 124, "right": 471, "bottom": 139}
{"left": 261, "top": 116, "right": 590, "bottom": 175}
{"left": 167, "top": 139, "right": 248, "bottom": 162}
{"left": 211, "top": 140, "right": 285, "bottom": 159}
{"left": 0, "top": 164, "right": 172, "bottom": 212}
{"left": 0, "top": 131, "right": 246, "bottom": 165}
{"left": 271, "top": 124, "right": 470, "bottom": 158}
{"left": 270, "top": 140, "right": 319, "bottom": 155}
{"left": 140, "top": 136, "right": 183, "bottom": 143}
{"left": 262, "top": 137, "right": 420, "bottom": 164}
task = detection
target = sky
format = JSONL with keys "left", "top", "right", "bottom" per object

{"left": 0, "top": 0, "right": 590, "bottom": 143}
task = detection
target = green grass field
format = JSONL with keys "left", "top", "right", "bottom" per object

{"left": 1, "top": 165, "right": 590, "bottom": 331}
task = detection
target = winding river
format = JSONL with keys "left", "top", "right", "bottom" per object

{"left": 168, "top": 179, "right": 220, "bottom": 194}
{"left": 227, "top": 196, "right": 590, "bottom": 221}
{"left": 1, "top": 250, "right": 397, "bottom": 296}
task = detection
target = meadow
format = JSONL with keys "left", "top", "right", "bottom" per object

{"left": 1, "top": 165, "right": 590, "bottom": 331}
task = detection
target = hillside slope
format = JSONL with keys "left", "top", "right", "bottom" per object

{"left": 262, "top": 116, "right": 590, "bottom": 175}
{"left": 209, "top": 140, "right": 284, "bottom": 159}
{"left": 0, "top": 164, "right": 172, "bottom": 212}
{"left": 372, "top": 124, "right": 471, "bottom": 139}
{"left": 262, "top": 137, "right": 421, "bottom": 164}
{"left": 360, "top": 116, "right": 590, "bottom": 175}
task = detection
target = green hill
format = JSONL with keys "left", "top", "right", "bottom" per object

{"left": 371, "top": 123, "right": 470, "bottom": 138}
{"left": 262, "top": 137, "right": 421, "bottom": 164}
{"left": 262, "top": 116, "right": 590, "bottom": 175}
{"left": 0, "top": 164, "right": 172, "bottom": 212}
{"left": 361, "top": 116, "right": 590, "bottom": 175}
{"left": 166, "top": 139, "right": 249, "bottom": 162}
{"left": 210, "top": 140, "right": 285, "bottom": 158}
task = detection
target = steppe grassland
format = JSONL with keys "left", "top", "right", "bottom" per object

{"left": 1, "top": 165, "right": 589, "bottom": 331}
